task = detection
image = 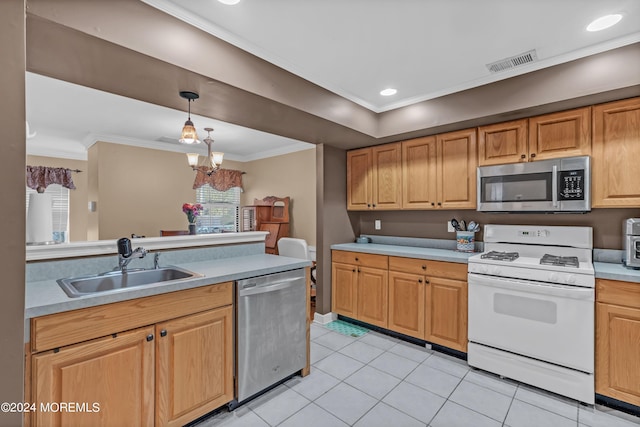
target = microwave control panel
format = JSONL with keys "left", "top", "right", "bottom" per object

{"left": 558, "top": 169, "right": 585, "bottom": 200}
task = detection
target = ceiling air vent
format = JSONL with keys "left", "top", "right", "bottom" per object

{"left": 486, "top": 49, "right": 538, "bottom": 73}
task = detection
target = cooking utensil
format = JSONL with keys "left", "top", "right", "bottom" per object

{"left": 450, "top": 219, "right": 460, "bottom": 231}
{"left": 468, "top": 221, "right": 477, "bottom": 232}
{"left": 459, "top": 220, "right": 467, "bottom": 231}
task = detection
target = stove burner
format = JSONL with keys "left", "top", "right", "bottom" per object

{"left": 481, "top": 251, "right": 520, "bottom": 261}
{"left": 540, "top": 254, "right": 579, "bottom": 268}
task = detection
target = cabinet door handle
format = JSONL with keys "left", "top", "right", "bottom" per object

{"left": 146, "top": 334, "right": 154, "bottom": 342}
{"left": 355, "top": 257, "right": 359, "bottom": 261}
{"left": 530, "top": 153, "right": 536, "bottom": 158}
{"left": 521, "top": 154, "right": 526, "bottom": 159}
{"left": 418, "top": 279, "right": 423, "bottom": 283}
{"left": 431, "top": 202, "right": 435, "bottom": 206}
{"left": 372, "top": 204, "right": 376, "bottom": 208}
{"left": 357, "top": 268, "right": 361, "bottom": 273}
{"left": 352, "top": 268, "right": 356, "bottom": 272}
{"left": 422, "top": 265, "right": 426, "bottom": 270}
{"left": 367, "top": 203, "right": 371, "bottom": 208}
{"left": 437, "top": 202, "right": 442, "bottom": 206}
{"left": 160, "top": 329, "right": 167, "bottom": 337}
{"left": 425, "top": 279, "right": 430, "bottom": 284}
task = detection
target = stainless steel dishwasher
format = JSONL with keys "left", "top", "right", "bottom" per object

{"left": 236, "top": 268, "right": 307, "bottom": 403}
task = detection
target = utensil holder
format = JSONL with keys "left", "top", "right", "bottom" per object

{"left": 456, "top": 231, "right": 475, "bottom": 252}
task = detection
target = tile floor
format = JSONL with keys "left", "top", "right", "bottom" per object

{"left": 196, "top": 322, "right": 640, "bottom": 427}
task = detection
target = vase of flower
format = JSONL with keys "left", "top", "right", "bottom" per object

{"left": 182, "top": 203, "right": 203, "bottom": 235}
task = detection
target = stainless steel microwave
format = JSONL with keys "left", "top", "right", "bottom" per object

{"left": 477, "top": 156, "right": 591, "bottom": 213}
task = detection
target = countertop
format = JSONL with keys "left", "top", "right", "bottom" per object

{"left": 26, "top": 254, "right": 311, "bottom": 318}
{"left": 331, "top": 243, "right": 475, "bottom": 263}
{"left": 331, "top": 243, "right": 640, "bottom": 283}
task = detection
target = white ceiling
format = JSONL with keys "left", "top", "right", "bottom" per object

{"left": 27, "top": 0, "right": 640, "bottom": 160}
{"left": 147, "top": 0, "right": 640, "bottom": 112}
{"left": 25, "top": 73, "right": 314, "bottom": 161}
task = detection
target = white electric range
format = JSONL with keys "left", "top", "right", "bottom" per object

{"left": 467, "top": 224, "right": 595, "bottom": 404}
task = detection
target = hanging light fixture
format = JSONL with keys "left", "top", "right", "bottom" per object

{"left": 186, "top": 127, "right": 224, "bottom": 176}
{"left": 178, "top": 91, "right": 200, "bottom": 144}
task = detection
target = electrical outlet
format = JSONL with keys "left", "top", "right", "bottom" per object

{"left": 375, "top": 219, "right": 381, "bottom": 230}
{"left": 447, "top": 220, "right": 455, "bottom": 232}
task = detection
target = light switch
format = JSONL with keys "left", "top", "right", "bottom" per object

{"left": 375, "top": 219, "right": 381, "bottom": 230}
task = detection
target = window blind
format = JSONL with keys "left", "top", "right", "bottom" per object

{"left": 195, "top": 186, "right": 240, "bottom": 233}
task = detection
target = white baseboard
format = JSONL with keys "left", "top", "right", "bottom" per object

{"left": 313, "top": 312, "right": 337, "bottom": 325}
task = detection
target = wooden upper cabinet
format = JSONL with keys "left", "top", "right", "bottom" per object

{"left": 437, "top": 128, "right": 477, "bottom": 209}
{"left": 592, "top": 97, "right": 640, "bottom": 207}
{"left": 402, "top": 136, "right": 438, "bottom": 209}
{"left": 347, "top": 148, "right": 372, "bottom": 210}
{"left": 347, "top": 144, "right": 401, "bottom": 210}
{"left": 478, "top": 119, "right": 528, "bottom": 166}
{"left": 478, "top": 108, "right": 591, "bottom": 166}
{"left": 372, "top": 143, "right": 402, "bottom": 209}
{"left": 529, "top": 107, "right": 591, "bottom": 160}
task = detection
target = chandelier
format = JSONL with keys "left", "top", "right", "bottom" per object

{"left": 186, "top": 128, "right": 224, "bottom": 176}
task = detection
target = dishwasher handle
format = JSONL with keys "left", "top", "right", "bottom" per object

{"left": 238, "top": 276, "right": 302, "bottom": 297}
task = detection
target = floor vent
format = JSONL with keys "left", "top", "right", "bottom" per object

{"left": 486, "top": 49, "right": 538, "bottom": 73}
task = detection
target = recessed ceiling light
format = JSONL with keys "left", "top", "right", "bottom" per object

{"left": 380, "top": 88, "right": 397, "bottom": 96}
{"left": 218, "top": 0, "right": 240, "bottom": 5}
{"left": 586, "top": 14, "right": 622, "bottom": 32}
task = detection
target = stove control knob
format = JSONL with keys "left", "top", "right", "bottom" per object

{"left": 476, "top": 265, "right": 488, "bottom": 274}
{"left": 549, "top": 273, "right": 559, "bottom": 282}
{"left": 490, "top": 266, "right": 501, "bottom": 275}
{"left": 566, "top": 275, "right": 576, "bottom": 284}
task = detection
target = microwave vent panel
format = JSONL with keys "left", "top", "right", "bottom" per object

{"left": 486, "top": 49, "right": 538, "bottom": 73}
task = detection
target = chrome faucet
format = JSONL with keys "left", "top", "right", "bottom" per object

{"left": 154, "top": 252, "right": 161, "bottom": 269}
{"left": 116, "top": 237, "right": 147, "bottom": 273}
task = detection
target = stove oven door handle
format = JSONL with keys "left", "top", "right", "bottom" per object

{"left": 468, "top": 273, "right": 593, "bottom": 300}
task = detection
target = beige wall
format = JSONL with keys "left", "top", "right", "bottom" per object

{"left": 241, "top": 148, "right": 317, "bottom": 246}
{"left": 89, "top": 142, "right": 245, "bottom": 240}
{"left": 27, "top": 155, "right": 89, "bottom": 241}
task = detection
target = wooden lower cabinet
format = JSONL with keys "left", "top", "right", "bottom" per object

{"left": 425, "top": 277, "right": 468, "bottom": 352}
{"left": 332, "top": 252, "right": 468, "bottom": 353}
{"left": 331, "top": 262, "right": 358, "bottom": 318}
{"left": 29, "top": 283, "right": 235, "bottom": 427}
{"left": 388, "top": 271, "right": 425, "bottom": 338}
{"left": 32, "top": 327, "right": 155, "bottom": 427}
{"left": 357, "top": 266, "right": 388, "bottom": 328}
{"left": 156, "top": 306, "right": 233, "bottom": 427}
{"left": 596, "top": 279, "right": 640, "bottom": 406}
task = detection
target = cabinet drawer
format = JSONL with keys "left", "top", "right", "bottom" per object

{"left": 389, "top": 257, "right": 467, "bottom": 280}
{"left": 332, "top": 250, "right": 388, "bottom": 269}
{"left": 597, "top": 279, "right": 640, "bottom": 309}
{"left": 31, "top": 282, "right": 233, "bottom": 353}
{"left": 389, "top": 257, "right": 428, "bottom": 275}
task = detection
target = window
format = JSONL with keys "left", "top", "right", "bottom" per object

{"left": 195, "top": 186, "right": 240, "bottom": 233}
{"left": 26, "top": 184, "right": 70, "bottom": 242}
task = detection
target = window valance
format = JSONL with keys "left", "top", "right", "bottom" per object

{"left": 192, "top": 168, "right": 244, "bottom": 191}
{"left": 26, "top": 166, "right": 77, "bottom": 191}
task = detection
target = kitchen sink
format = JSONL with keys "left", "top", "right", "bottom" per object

{"left": 57, "top": 267, "right": 203, "bottom": 298}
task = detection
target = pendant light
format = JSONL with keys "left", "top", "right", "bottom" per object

{"left": 186, "top": 127, "right": 224, "bottom": 176}
{"left": 179, "top": 91, "right": 200, "bottom": 144}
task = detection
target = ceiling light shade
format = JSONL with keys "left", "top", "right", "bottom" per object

{"left": 380, "top": 88, "right": 397, "bottom": 96}
{"left": 218, "top": 0, "right": 241, "bottom": 4}
{"left": 186, "top": 153, "right": 199, "bottom": 167}
{"left": 186, "top": 127, "right": 224, "bottom": 176}
{"left": 179, "top": 91, "right": 200, "bottom": 144}
{"left": 211, "top": 152, "right": 224, "bottom": 166}
{"left": 586, "top": 14, "right": 622, "bottom": 32}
